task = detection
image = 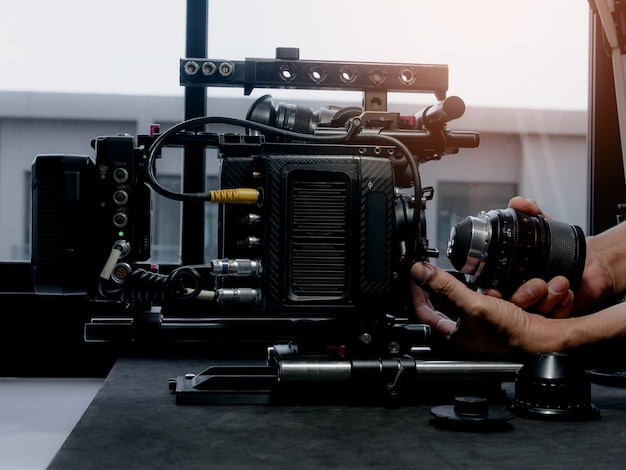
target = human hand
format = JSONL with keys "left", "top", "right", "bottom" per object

{"left": 445, "top": 196, "right": 574, "bottom": 318}
{"left": 507, "top": 195, "right": 546, "bottom": 218}
{"left": 482, "top": 276, "right": 573, "bottom": 319}
{"left": 504, "top": 196, "right": 614, "bottom": 315}
{"left": 494, "top": 197, "right": 574, "bottom": 317}
{"left": 410, "top": 261, "right": 566, "bottom": 355}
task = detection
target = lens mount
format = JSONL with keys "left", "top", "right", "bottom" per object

{"left": 446, "top": 212, "right": 491, "bottom": 281}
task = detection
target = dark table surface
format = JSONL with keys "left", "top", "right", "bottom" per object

{"left": 48, "top": 355, "right": 626, "bottom": 469}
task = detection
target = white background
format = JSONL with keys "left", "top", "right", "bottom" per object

{"left": 0, "top": 0, "right": 591, "bottom": 110}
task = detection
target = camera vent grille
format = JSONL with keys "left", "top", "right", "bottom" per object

{"left": 33, "top": 180, "right": 63, "bottom": 266}
{"left": 290, "top": 179, "right": 350, "bottom": 298}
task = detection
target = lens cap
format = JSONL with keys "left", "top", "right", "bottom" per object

{"left": 588, "top": 368, "right": 626, "bottom": 387}
{"left": 430, "top": 396, "right": 514, "bottom": 431}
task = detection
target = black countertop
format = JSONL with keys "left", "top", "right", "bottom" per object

{"left": 48, "top": 355, "right": 626, "bottom": 469}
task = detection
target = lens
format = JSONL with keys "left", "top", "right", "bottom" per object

{"left": 446, "top": 208, "right": 586, "bottom": 295}
{"left": 246, "top": 94, "right": 340, "bottom": 134}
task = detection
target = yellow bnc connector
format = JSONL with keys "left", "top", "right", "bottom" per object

{"left": 209, "top": 188, "right": 260, "bottom": 204}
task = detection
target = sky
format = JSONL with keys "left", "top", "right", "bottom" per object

{"left": 0, "top": 0, "right": 591, "bottom": 110}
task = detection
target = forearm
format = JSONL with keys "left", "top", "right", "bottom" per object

{"left": 523, "top": 302, "right": 626, "bottom": 353}
{"left": 564, "top": 301, "right": 626, "bottom": 349}
{"left": 468, "top": 299, "right": 626, "bottom": 354}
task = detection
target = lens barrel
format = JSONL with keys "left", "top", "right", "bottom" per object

{"left": 246, "top": 94, "right": 339, "bottom": 134}
{"left": 446, "top": 208, "right": 586, "bottom": 295}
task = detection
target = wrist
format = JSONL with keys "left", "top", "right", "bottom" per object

{"left": 587, "top": 230, "right": 626, "bottom": 300}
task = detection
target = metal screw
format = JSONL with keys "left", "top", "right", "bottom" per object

{"left": 387, "top": 341, "right": 401, "bottom": 354}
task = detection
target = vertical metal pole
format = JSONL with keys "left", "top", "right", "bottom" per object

{"left": 588, "top": 8, "right": 625, "bottom": 235}
{"left": 181, "top": 0, "right": 208, "bottom": 264}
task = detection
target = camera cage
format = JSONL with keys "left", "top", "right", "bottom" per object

{"left": 85, "top": 48, "right": 477, "bottom": 339}
{"left": 29, "top": 47, "right": 522, "bottom": 403}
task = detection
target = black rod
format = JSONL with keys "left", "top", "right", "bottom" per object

{"left": 181, "top": 0, "right": 208, "bottom": 263}
{"left": 588, "top": 8, "right": 625, "bottom": 235}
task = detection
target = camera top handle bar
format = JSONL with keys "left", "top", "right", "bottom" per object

{"left": 180, "top": 47, "right": 449, "bottom": 111}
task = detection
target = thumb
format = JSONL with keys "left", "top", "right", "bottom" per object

{"left": 410, "top": 261, "right": 436, "bottom": 285}
{"left": 410, "top": 261, "right": 472, "bottom": 312}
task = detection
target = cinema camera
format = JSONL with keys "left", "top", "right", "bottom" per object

{"left": 31, "top": 48, "right": 542, "bottom": 403}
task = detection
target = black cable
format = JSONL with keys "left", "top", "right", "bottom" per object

{"left": 347, "top": 132, "right": 422, "bottom": 264}
{"left": 146, "top": 115, "right": 423, "bottom": 263}
{"left": 99, "top": 265, "right": 205, "bottom": 303}
{"left": 145, "top": 116, "right": 353, "bottom": 202}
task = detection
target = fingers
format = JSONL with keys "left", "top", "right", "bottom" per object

{"left": 410, "top": 281, "right": 458, "bottom": 335}
{"left": 496, "top": 276, "right": 573, "bottom": 318}
{"left": 481, "top": 288, "right": 502, "bottom": 299}
{"left": 549, "top": 290, "right": 574, "bottom": 319}
{"left": 508, "top": 196, "right": 548, "bottom": 218}
{"left": 411, "top": 261, "right": 453, "bottom": 293}
{"left": 507, "top": 278, "right": 550, "bottom": 309}
{"left": 411, "top": 261, "right": 544, "bottom": 355}
{"left": 411, "top": 261, "right": 480, "bottom": 316}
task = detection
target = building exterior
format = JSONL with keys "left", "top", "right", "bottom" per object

{"left": 0, "top": 91, "right": 587, "bottom": 269}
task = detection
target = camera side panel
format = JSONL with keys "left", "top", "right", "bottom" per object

{"left": 218, "top": 153, "right": 396, "bottom": 318}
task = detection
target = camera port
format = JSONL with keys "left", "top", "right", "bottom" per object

{"left": 111, "top": 262, "right": 132, "bottom": 284}
{"left": 202, "top": 61, "right": 217, "bottom": 76}
{"left": 219, "top": 61, "right": 234, "bottom": 77}
{"left": 113, "top": 212, "right": 128, "bottom": 227}
{"left": 113, "top": 240, "right": 131, "bottom": 259}
{"left": 113, "top": 190, "right": 129, "bottom": 205}
{"left": 113, "top": 168, "right": 129, "bottom": 183}
{"left": 184, "top": 61, "right": 199, "bottom": 75}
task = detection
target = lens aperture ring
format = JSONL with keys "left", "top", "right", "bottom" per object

{"left": 480, "top": 208, "right": 518, "bottom": 291}
{"left": 508, "top": 212, "right": 548, "bottom": 289}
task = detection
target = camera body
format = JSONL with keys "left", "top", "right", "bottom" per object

{"left": 26, "top": 49, "right": 555, "bottom": 399}
{"left": 218, "top": 147, "right": 403, "bottom": 317}
{"left": 31, "top": 49, "right": 481, "bottom": 357}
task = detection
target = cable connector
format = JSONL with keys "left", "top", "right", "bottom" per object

{"left": 209, "top": 188, "right": 260, "bottom": 204}
{"left": 216, "top": 288, "right": 262, "bottom": 304}
{"left": 112, "top": 240, "right": 131, "bottom": 259}
{"left": 111, "top": 262, "right": 133, "bottom": 284}
{"left": 100, "top": 247, "right": 122, "bottom": 280}
{"left": 210, "top": 258, "right": 262, "bottom": 277}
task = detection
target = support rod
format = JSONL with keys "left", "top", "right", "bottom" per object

{"left": 181, "top": 0, "right": 208, "bottom": 263}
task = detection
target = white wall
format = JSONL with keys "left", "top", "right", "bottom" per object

{"left": 0, "top": 91, "right": 588, "bottom": 260}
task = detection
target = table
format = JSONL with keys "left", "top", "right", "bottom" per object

{"left": 48, "top": 356, "right": 626, "bottom": 469}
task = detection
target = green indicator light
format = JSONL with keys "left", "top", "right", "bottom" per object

{"left": 118, "top": 231, "right": 124, "bottom": 237}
